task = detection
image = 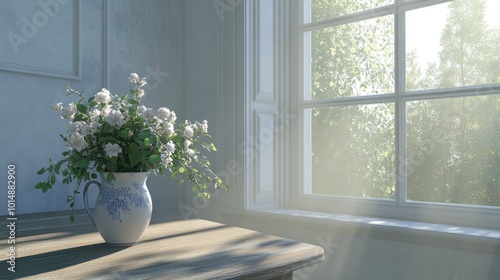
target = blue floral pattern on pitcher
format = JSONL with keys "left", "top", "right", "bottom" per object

{"left": 96, "top": 179, "right": 150, "bottom": 223}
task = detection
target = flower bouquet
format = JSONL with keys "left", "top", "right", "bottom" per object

{"left": 35, "top": 73, "right": 228, "bottom": 221}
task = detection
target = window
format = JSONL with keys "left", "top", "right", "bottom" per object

{"left": 289, "top": 0, "right": 500, "bottom": 228}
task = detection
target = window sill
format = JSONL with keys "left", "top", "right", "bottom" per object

{"left": 221, "top": 208, "right": 500, "bottom": 254}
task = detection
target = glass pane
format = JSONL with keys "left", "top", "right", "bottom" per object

{"left": 406, "top": 0, "right": 500, "bottom": 91}
{"left": 305, "top": 0, "right": 393, "bottom": 23}
{"left": 308, "top": 103, "right": 396, "bottom": 198}
{"left": 406, "top": 94, "right": 500, "bottom": 206}
{"left": 307, "top": 16, "right": 394, "bottom": 99}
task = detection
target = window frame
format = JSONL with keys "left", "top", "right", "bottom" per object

{"left": 286, "top": 0, "right": 500, "bottom": 230}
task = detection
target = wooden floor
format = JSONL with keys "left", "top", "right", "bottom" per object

{"left": 1, "top": 210, "right": 324, "bottom": 279}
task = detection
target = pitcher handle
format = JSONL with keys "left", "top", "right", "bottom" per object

{"left": 83, "top": 180, "right": 101, "bottom": 228}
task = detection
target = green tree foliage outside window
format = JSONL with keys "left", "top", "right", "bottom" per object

{"left": 308, "top": 0, "right": 500, "bottom": 206}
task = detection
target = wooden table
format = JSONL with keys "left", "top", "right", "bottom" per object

{"left": 1, "top": 211, "right": 324, "bottom": 279}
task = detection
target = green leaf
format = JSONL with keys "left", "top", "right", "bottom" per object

{"left": 76, "top": 103, "right": 87, "bottom": 113}
{"left": 37, "top": 167, "right": 46, "bottom": 175}
{"left": 73, "top": 114, "right": 85, "bottom": 122}
{"left": 50, "top": 174, "right": 56, "bottom": 184}
{"left": 34, "top": 182, "right": 45, "bottom": 190}
{"left": 138, "top": 131, "right": 153, "bottom": 140}
{"left": 128, "top": 142, "right": 140, "bottom": 166}
{"left": 106, "top": 172, "right": 115, "bottom": 182}
{"left": 148, "top": 154, "right": 161, "bottom": 164}
{"left": 35, "top": 182, "right": 52, "bottom": 193}
{"left": 80, "top": 159, "right": 90, "bottom": 167}
{"left": 129, "top": 142, "right": 140, "bottom": 154}
{"left": 128, "top": 106, "right": 137, "bottom": 116}
{"left": 103, "top": 136, "right": 117, "bottom": 142}
{"left": 128, "top": 99, "right": 139, "bottom": 105}
{"left": 211, "top": 143, "right": 217, "bottom": 151}
{"left": 117, "top": 129, "right": 129, "bottom": 140}
{"left": 179, "top": 167, "right": 185, "bottom": 173}
{"left": 144, "top": 138, "right": 151, "bottom": 147}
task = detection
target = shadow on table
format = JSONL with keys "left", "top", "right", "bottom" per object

{"left": 4, "top": 243, "right": 128, "bottom": 279}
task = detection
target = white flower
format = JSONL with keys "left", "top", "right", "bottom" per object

{"left": 52, "top": 102, "right": 63, "bottom": 111}
{"left": 101, "top": 105, "right": 112, "bottom": 116}
{"left": 95, "top": 88, "right": 112, "bottom": 104}
{"left": 186, "top": 148, "right": 196, "bottom": 158}
{"left": 183, "top": 125, "right": 194, "bottom": 138}
{"left": 170, "top": 111, "right": 177, "bottom": 122}
{"left": 165, "top": 141, "right": 176, "bottom": 154}
{"left": 161, "top": 153, "right": 173, "bottom": 166}
{"left": 61, "top": 103, "right": 77, "bottom": 120}
{"left": 89, "top": 118, "right": 101, "bottom": 132}
{"left": 163, "top": 123, "right": 175, "bottom": 135}
{"left": 137, "top": 88, "right": 145, "bottom": 98}
{"left": 143, "top": 108, "right": 156, "bottom": 119}
{"left": 104, "top": 143, "right": 122, "bottom": 158}
{"left": 201, "top": 120, "right": 208, "bottom": 133}
{"left": 137, "top": 105, "right": 147, "bottom": 115}
{"left": 67, "top": 122, "right": 80, "bottom": 134}
{"left": 90, "top": 109, "right": 101, "bottom": 119}
{"left": 69, "top": 132, "right": 87, "bottom": 151}
{"left": 129, "top": 73, "right": 140, "bottom": 83}
{"left": 80, "top": 124, "right": 92, "bottom": 136}
{"left": 106, "top": 110, "right": 126, "bottom": 128}
{"left": 138, "top": 78, "right": 148, "bottom": 87}
{"left": 157, "top": 107, "right": 171, "bottom": 119}
{"left": 184, "top": 139, "right": 192, "bottom": 149}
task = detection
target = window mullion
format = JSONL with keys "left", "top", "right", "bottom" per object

{"left": 395, "top": 4, "right": 407, "bottom": 206}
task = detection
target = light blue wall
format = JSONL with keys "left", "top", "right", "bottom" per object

{"left": 0, "top": 0, "right": 183, "bottom": 215}
{"left": 182, "top": 0, "right": 224, "bottom": 209}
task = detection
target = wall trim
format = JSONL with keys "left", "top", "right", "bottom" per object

{"left": 101, "top": 0, "right": 110, "bottom": 88}
{"left": 0, "top": 0, "right": 81, "bottom": 80}
{"left": 218, "top": 208, "right": 500, "bottom": 279}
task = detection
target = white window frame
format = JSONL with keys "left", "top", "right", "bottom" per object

{"left": 231, "top": 0, "right": 500, "bottom": 231}
{"left": 286, "top": 0, "right": 500, "bottom": 230}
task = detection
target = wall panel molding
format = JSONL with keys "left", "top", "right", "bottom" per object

{"left": 0, "top": 0, "right": 81, "bottom": 80}
{"left": 254, "top": 0, "right": 275, "bottom": 102}
{"left": 254, "top": 110, "right": 278, "bottom": 204}
{"left": 102, "top": 0, "right": 110, "bottom": 88}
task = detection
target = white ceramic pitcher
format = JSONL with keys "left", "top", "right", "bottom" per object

{"left": 83, "top": 172, "right": 152, "bottom": 246}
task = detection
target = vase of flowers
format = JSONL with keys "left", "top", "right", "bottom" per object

{"left": 35, "top": 73, "right": 228, "bottom": 245}
{"left": 83, "top": 172, "right": 152, "bottom": 245}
